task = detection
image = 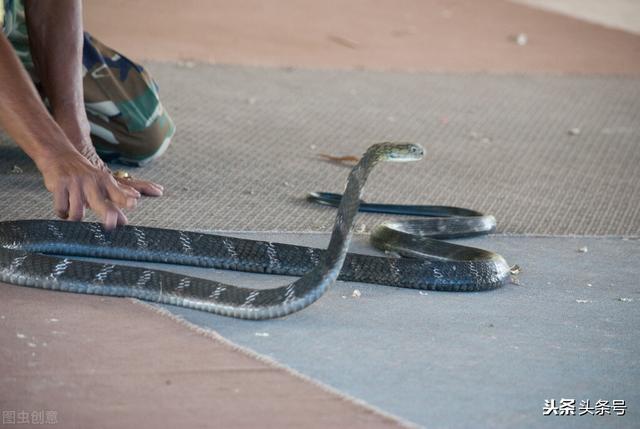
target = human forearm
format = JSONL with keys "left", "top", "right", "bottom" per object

{"left": 0, "top": 33, "right": 78, "bottom": 167}
{"left": 24, "top": 0, "right": 84, "bottom": 118}
{"left": 1, "top": 3, "right": 161, "bottom": 227}
{"left": 24, "top": 0, "right": 92, "bottom": 157}
{"left": 1, "top": 33, "right": 138, "bottom": 228}
{"left": 20, "top": 1, "right": 163, "bottom": 197}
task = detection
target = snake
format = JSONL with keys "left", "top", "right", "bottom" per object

{"left": 0, "top": 143, "right": 510, "bottom": 320}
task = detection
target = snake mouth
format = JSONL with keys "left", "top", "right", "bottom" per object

{"left": 387, "top": 153, "right": 422, "bottom": 162}
{"left": 386, "top": 143, "right": 424, "bottom": 162}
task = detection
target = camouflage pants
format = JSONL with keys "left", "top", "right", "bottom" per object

{"left": 4, "top": 0, "right": 175, "bottom": 166}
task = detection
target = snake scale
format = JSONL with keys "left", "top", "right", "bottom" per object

{"left": 0, "top": 143, "right": 510, "bottom": 320}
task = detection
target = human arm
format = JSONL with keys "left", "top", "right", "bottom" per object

{"left": 0, "top": 31, "right": 135, "bottom": 229}
{"left": 23, "top": 0, "right": 164, "bottom": 197}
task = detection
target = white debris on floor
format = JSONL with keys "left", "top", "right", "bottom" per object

{"left": 515, "top": 33, "right": 528, "bottom": 46}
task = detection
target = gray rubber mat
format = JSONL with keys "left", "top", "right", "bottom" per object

{"left": 65, "top": 232, "right": 640, "bottom": 429}
{"left": 168, "top": 233, "right": 640, "bottom": 429}
{"left": 1, "top": 63, "right": 639, "bottom": 235}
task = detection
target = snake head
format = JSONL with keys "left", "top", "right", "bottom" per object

{"left": 371, "top": 142, "right": 425, "bottom": 162}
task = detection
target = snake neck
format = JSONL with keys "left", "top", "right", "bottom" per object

{"left": 323, "top": 152, "right": 378, "bottom": 269}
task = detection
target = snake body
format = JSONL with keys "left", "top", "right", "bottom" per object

{"left": 0, "top": 143, "right": 510, "bottom": 320}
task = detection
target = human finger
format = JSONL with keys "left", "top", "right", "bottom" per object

{"left": 116, "top": 209, "right": 128, "bottom": 226}
{"left": 115, "top": 181, "right": 141, "bottom": 199}
{"left": 122, "top": 178, "right": 164, "bottom": 197}
{"left": 53, "top": 186, "right": 70, "bottom": 219}
{"left": 83, "top": 184, "right": 124, "bottom": 230}
{"left": 67, "top": 182, "right": 85, "bottom": 222}
{"left": 104, "top": 177, "right": 138, "bottom": 209}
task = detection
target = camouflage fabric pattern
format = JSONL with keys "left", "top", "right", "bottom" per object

{"left": 2, "top": 0, "right": 33, "bottom": 72}
{"left": 3, "top": 0, "right": 175, "bottom": 166}
{"left": 81, "top": 34, "right": 175, "bottom": 165}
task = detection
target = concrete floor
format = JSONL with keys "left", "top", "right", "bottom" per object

{"left": 512, "top": 0, "right": 640, "bottom": 34}
{"left": 84, "top": 0, "right": 640, "bottom": 74}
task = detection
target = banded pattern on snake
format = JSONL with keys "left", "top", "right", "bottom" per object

{"left": 0, "top": 143, "right": 510, "bottom": 320}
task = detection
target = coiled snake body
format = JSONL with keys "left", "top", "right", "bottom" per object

{"left": 0, "top": 143, "right": 510, "bottom": 320}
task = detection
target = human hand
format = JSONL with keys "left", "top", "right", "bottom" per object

{"left": 53, "top": 112, "right": 166, "bottom": 199}
{"left": 37, "top": 150, "right": 141, "bottom": 229}
{"left": 0, "top": 28, "right": 163, "bottom": 229}
{"left": 102, "top": 163, "right": 164, "bottom": 198}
